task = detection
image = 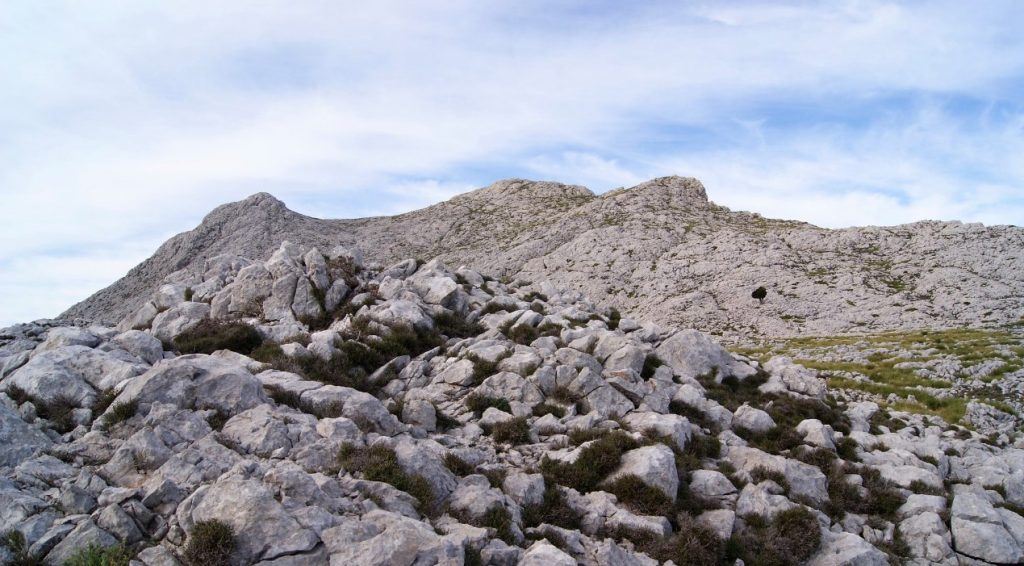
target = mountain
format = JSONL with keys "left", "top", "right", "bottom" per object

{"left": 61, "top": 176, "right": 1024, "bottom": 339}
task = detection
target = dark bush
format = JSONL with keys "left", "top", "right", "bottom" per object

{"left": 36, "top": 394, "right": 77, "bottom": 434}
{"left": 491, "top": 417, "right": 531, "bottom": 445}
{"left": 767, "top": 507, "right": 821, "bottom": 563}
{"left": 641, "top": 355, "right": 664, "bottom": 379}
{"left": 653, "top": 514, "right": 725, "bottom": 566}
{"left": 604, "top": 475, "right": 673, "bottom": 516}
{"left": 734, "top": 425, "right": 803, "bottom": 455}
{"left": 183, "top": 519, "right": 235, "bottom": 566}
{"left": 607, "top": 308, "right": 622, "bottom": 330}
{"left": 480, "top": 302, "right": 512, "bottom": 315}
{"left": 537, "top": 321, "right": 563, "bottom": 338}
{"left": 532, "top": 403, "right": 566, "bottom": 418}
{"left": 443, "top": 452, "right": 475, "bottom": 476}
{"left": 465, "top": 394, "right": 511, "bottom": 416}
{"left": 909, "top": 479, "right": 944, "bottom": 496}
{"left": 541, "top": 430, "right": 641, "bottom": 492}
{"left": 3, "top": 384, "right": 31, "bottom": 405}
{"left": 173, "top": 319, "right": 263, "bottom": 355}
{"left": 507, "top": 324, "right": 539, "bottom": 345}
{"left": 466, "top": 353, "right": 502, "bottom": 386}
{"left": 522, "top": 485, "right": 582, "bottom": 530}
{"left": 1, "top": 530, "right": 42, "bottom": 566}
{"left": 749, "top": 466, "right": 791, "bottom": 493}
{"left": 548, "top": 386, "right": 580, "bottom": 404}
{"left": 836, "top": 436, "right": 860, "bottom": 461}
{"left": 456, "top": 505, "right": 515, "bottom": 545}
{"left": 103, "top": 399, "right": 137, "bottom": 427}
{"left": 669, "top": 400, "right": 716, "bottom": 431}
{"left": 434, "top": 310, "right": 483, "bottom": 339}
{"left": 339, "top": 444, "right": 435, "bottom": 512}
{"left": 752, "top": 286, "right": 767, "bottom": 304}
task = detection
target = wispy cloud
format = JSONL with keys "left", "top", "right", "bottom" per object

{"left": 1, "top": 1, "right": 1022, "bottom": 325}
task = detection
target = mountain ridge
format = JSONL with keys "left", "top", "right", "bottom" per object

{"left": 61, "top": 176, "right": 1024, "bottom": 339}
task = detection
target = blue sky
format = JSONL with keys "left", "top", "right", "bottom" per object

{"left": 1, "top": 1, "right": 1023, "bottom": 326}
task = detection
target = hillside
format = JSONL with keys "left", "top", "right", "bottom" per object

{"left": 5, "top": 241, "right": 1024, "bottom": 565}
{"left": 61, "top": 177, "right": 1024, "bottom": 339}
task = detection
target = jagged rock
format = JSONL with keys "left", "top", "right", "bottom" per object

{"left": 177, "top": 476, "right": 320, "bottom": 564}
{"left": 110, "top": 330, "right": 164, "bottom": 365}
{"left": 519, "top": 540, "right": 575, "bottom": 566}
{"left": 807, "top": 531, "right": 888, "bottom": 566}
{"left": 950, "top": 491, "right": 1024, "bottom": 563}
{"left": 797, "top": 418, "right": 837, "bottom": 450}
{"left": 899, "top": 511, "right": 956, "bottom": 564}
{"left": 321, "top": 509, "right": 460, "bottom": 565}
{"left": 760, "top": 357, "right": 826, "bottom": 399}
{"left": 655, "top": 329, "right": 756, "bottom": 381}
{"left": 150, "top": 301, "right": 211, "bottom": 342}
{"left": 114, "top": 354, "right": 268, "bottom": 417}
{"left": 733, "top": 404, "right": 776, "bottom": 433}
{"left": 689, "top": 470, "right": 738, "bottom": 505}
{"left": 0, "top": 401, "right": 50, "bottom": 467}
{"left": 604, "top": 445, "right": 679, "bottom": 501}
{"left": 728, "top": 446, "right": 829, "bottom": 504}
{"left": 45, "top": 519, "right": 117, "bottom": 565}
{"left": 6, "top": 345, "right": 146, "bottom": 406}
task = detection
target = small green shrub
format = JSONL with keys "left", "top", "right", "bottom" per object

{"left": 339, "top": 444, "right": 435, "bottom": 512}
{"left": 836, "top": 436, "right": 860, "bottom": 461}
{"left": 465, "top": 354, "right": 501, "bottom": 386}
{"left": 909, "top": 480, "right": 944, "bottom": 496}
{"left": 734, "top": 425, "right": 803, "bottom": 455}
{"left": 541, "top": 430, "right": 641, "bottom": 492}
{"left": 443, "top": 452, "right": 475, "bottom": 476}
{"left": 480, "top": 302, "right": 511, "bottom": 315}
{"left": 604, "top": 475, "right": 673, "bottom": 516}
{"left": 749, "top": 466, "right": 790, "bottom": 493}
{"left": 641, "top": 355, "right": 663, "bottom": 379}
{"left": 465, "top": 394, "right": 511, "bottom": 416}
{"left": 91, "top": 388, "right": 118, "bottom": 415}
{"left": 607, "top": 308, "right": 621, "bottom": 331}
{"left": 532, "top": 403, "right": 566, "bottom": 418}
{"left": 63, "top": 544, "right": 134, "bottom": 566}
{"left": 767, "top": 507, "right": 821, "bottom": 563}
{"left": 1, "top": 530, "right": 42, "bottom": 566}
{"left": 548, "top": 386, "right": 580, "bottom": 404}
{"left": 652, "top": 514, "right": 725, "bottom": 566}
{"left": 103, "top": 399, "right": 138, "bottom": 427}
{"left": 3, "top": 384, "right": 31, "bottom": 405}
{"left": 183, "top": 519, "right": 235, "bottom": 566}
{"left": 434, "top": 311, "right": 483, "bottom": 339}
{"left": 522, "top": 485, "right": 581, "bottom": 530}
{"left": 507, "top": 324, "right": 539, "bottom": 345}
{"left": 491, "top": 417, "right": 531, "bottom": 445}
{"left": 669, "top": 400, "right": 716, "bottom": 431}
{"left": 36, "top": 394, "right": 77, "bottom": 434}
{"left": 173, "top": 319, "right": 263, "bottom": 355}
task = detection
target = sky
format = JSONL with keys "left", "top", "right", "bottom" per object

{"left": 1, "top": 1, "right": 1023, "bottom": 326}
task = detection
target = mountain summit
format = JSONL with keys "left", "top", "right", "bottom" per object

{"left": 62, "top": 177, "right": 1024, "bottom": 339}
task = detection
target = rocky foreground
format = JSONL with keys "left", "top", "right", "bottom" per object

{"left": 3, "top": 242, "right": 1024, "bottom": 565}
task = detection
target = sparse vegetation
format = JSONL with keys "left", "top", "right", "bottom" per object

{"left": 490, "top": 417, "right": 531, "bottom": 445}
{"left": 465, "top": 394, "right": 511, "bottom": 416}
{"left": 338, "top": 444, "right": 435, "bottom": 512}
{"left": 183, "top": 519, "right": 235, "bottom": 566}
{"left": 64, "top": 544, "right": 134, "bottom": 566}
{"left": 173, "top": 319, "right": 263, "bottom": 355}
{"left": 540, "top": 430, "right": 641, "bottom": 492}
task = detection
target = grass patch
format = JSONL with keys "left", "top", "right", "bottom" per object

{"left": 103, "top": 399, "right": 138, "bottom": 427}
{"left": 604, "top": 475, "right": 673, "bottom": 516}
{"left": 522, "top": 485, "right": 582, "bottom": 530}
{"left": 64, "top": 544, "right": 134, "bottom": 566}
{"left": 730, "top": 507, "right": 821, "bottom": 566}
{"left": 532, "top": 403, "right": 566, "bottom": 418}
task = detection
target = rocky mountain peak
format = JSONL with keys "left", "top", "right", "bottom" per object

{"left": 624, "top": 175, "right": 709, "bottom": 202}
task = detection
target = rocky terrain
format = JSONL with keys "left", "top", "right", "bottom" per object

{"left": 4, "top": 241, "right": 1024, "bottom": 565}
{"left": 60, "top": 177, "right": 1024, "bottom": 339}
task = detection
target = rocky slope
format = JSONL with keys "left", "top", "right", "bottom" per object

{"left": 4, "top": 242, "right": 1024, "bottom": 565}
{"left": 61, "top": 177, "right": 1024, "bottom": 339}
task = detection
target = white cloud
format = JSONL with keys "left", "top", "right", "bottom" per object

{"left": 0, "top": 0, "right": 1022, "bottom": 324}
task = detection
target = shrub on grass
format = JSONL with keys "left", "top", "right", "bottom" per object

{"left": 183, "top": 519, "right": 235, "bottom": 566}
{"left": 173, "top": 319, "right": 263, "bottom": 355}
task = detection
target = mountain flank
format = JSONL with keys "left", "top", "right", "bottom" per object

{"left": 62, "top": 177, "right": 1024, "bottom": 339}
